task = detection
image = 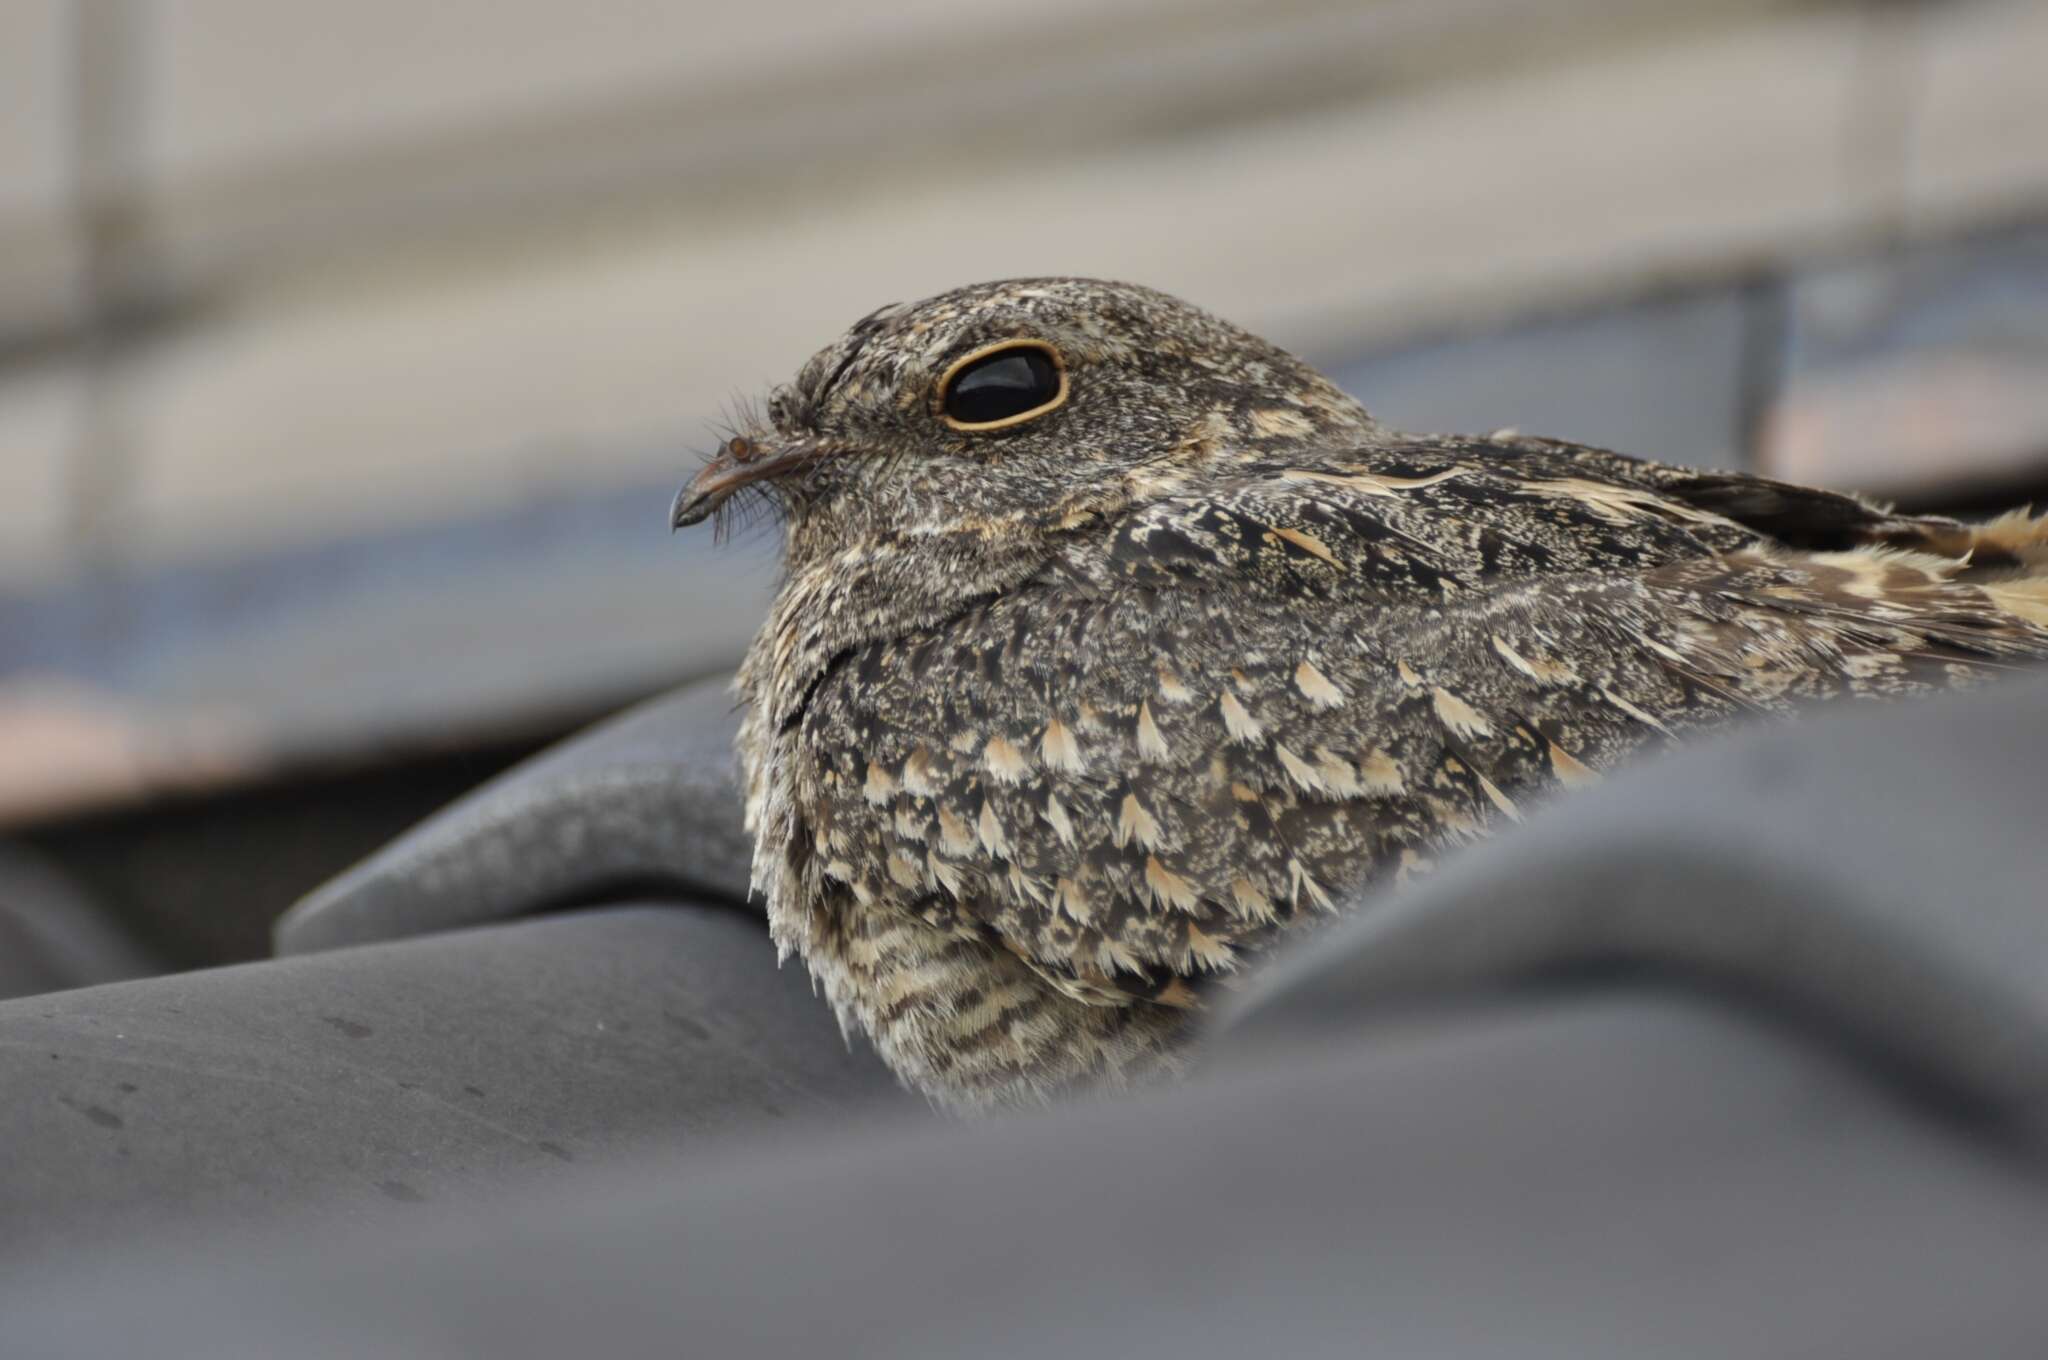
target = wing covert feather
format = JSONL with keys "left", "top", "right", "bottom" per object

{"left": 794, "top": 441, "right": 2048, "bottom": 1006}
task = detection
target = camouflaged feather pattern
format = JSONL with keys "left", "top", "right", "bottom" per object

{"left": 690, "top": 279, "right": 2048, "bottom": 1112}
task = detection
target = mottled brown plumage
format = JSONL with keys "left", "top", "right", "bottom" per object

{"left": 671, "top": 278, "right": 2048, "bottom": 1112}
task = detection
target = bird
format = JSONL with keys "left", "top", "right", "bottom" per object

{"left": 670, "top": 277, "right": 2048, "bottom": 1113}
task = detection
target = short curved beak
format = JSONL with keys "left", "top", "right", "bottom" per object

{"left": 668, "top": 477, "right": 721, "bottom": 531}
{"left": 670, "top": 438, "right": 829, "bottom": 531}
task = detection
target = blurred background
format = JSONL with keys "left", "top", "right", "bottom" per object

{"left": 1, "top": 0, "right": 2045, "bottom": 987}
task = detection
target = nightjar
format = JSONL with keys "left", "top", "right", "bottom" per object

{"left": 671, "top": 278, "right": 2048, "bottom": 1112}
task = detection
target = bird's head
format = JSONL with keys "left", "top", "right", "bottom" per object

{"left": 677, "top": 279, "right": 1381, "bottom": 728}
{"left": 671, "top": 278, "right": 1376, "bottom": 563}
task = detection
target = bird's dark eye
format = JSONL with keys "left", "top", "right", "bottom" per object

{"left": 938, "top": 341, "right": 1068, "bottom": 431}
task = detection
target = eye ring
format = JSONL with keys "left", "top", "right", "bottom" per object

{"left": 936, "top": 340, "right": 1069, "bottom": 432}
